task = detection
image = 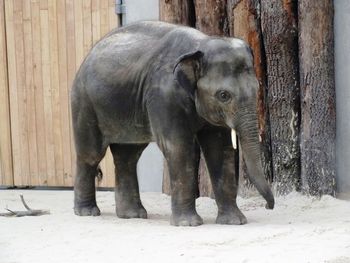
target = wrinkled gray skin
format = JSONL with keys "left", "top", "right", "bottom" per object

{"left": 71, "top": 21, "right": 274, "bottom": 226}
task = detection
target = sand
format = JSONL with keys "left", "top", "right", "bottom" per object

{"left": 1, "top": 190, "right": 350, "bottom": 263}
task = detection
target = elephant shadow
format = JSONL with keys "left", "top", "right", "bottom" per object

{"left": 99, "top": 211, "right": 170, "bottom": 222}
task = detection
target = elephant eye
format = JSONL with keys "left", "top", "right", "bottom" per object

{"left": 216, "top": 90, "right": 231, "bottom": 103}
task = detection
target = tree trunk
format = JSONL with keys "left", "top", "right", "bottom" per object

{"left": 159, "top": 0, "right": 195, "bottom": 26}
{"left": 194, "top": 0, "right": 229, "bottom": 36}
{"left": 260, "top": 0, "right": 300, "bottom": 195}
{"left": 227, "top": 0, "right": 273, "bottom": 195}
{"left": 298, "top": 0, "right": 336, "bottom": 196}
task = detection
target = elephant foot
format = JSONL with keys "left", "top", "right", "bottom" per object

{"left": 170, "top": 212, "right": 203, "bottom": 226}
{"left": 74, "top": 203, "right": 101, "bottom": 216}
{"left": 116, "top": 203, "right": 148, "bottom": 219}
{"left": 216, "top": 207, "right": 247, "bottom": 225}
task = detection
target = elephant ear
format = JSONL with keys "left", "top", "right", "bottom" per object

{"left": 173, "top": 50, "right": 204, "bottom": 99}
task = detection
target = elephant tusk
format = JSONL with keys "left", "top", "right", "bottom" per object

{"left": 231, "top": 129, "right": 237, "bottom": 149}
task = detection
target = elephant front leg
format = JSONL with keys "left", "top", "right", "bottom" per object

{"left": 161, "top": 140, "right": 203, "bottom": 226}
{"left": 197, "top": 127, "right": 247, "bottom": 225}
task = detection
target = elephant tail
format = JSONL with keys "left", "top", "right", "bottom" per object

{"left": 96, "top": 165, "right": 103, "bottom": 182}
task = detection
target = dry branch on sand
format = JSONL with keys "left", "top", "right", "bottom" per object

{"left": 0, "top": 195, "right": 50, "bottom": 217}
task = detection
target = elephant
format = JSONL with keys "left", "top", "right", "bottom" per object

{"left": 71, "top": 21, "right": 274, "bottom": 226}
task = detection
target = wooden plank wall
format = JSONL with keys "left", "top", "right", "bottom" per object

{"left": 0, "top": 0, "right": 14, "bottom": 186}
{"left": 1, "top": 0, "right": 118, "bottom": 187}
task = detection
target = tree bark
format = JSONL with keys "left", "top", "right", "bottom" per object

{"left": 260, "top": 0, "right": 300, "bottom": 195}
{"left": 227, "top": 0, "right": 273, "bottom": 195}
{"left": 159, "top": 0, "right": 195, "bottom": 26}
{"left": 194, "top": 0, "right": 229, "bottom": 36}
{"left": 298, "top": 0, "right": 336, "bottom": 196}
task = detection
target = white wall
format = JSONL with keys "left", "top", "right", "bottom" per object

{"left": 335, "top": 1, "right": 350, "bottom": 195}
{"left": 123, "top": 0, "right": 163, "bottom": 192}
{"left": 125, "top": 0, "right": 159, "bottom": 24}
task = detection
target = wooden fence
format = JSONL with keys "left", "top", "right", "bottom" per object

{"left": 0, "top": 0, "right": 118, "bottom": 187}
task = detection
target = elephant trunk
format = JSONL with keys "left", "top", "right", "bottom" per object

{"left": 236, "top": 107, "right": 275, "bottom": 209}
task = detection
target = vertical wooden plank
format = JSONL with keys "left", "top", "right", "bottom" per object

{"left": 104, "top": 148, "right": 114, "bottom": 187}
{"left": 40, "top": 0, "right": 56, "bottom": 186}
{"left": 74, "top": 0, "right": 84, "bottom": 70}
{"left": 91, "top": 0, "right": 100, "bottom": 44}
{"left": 101, "top": 0, "right": 109, "bottom": 187}
{"left": 101, "top": 0, "right": 118, "bottom": 187}
{"left": 0, "top": 0, "right": 14, "bottom": 186}
{"left": 106, "top": 0, "right": 119, "bottom": 187}
{"left": 48, "top": 0, "right": 64, "bottom": 185}
{"left": 23, "top": 0, "right": 39, "bottom": 185}
{"left": 91, "top": 0, "right": 107, "bottom": 187}
{"left": 5, "top": 0, "right": 21, "bottom": 185}
{"left": 13, "top": 0, "right": 30, "bottom": 185}
{"left": 66, "top": 0, "right": 76, "bottom": 186}
{"left": 108, "top": 0, "right": 119, "bottom": 29}
{"left": 82, "top": 0, "right": 92, "bottom": 56}
{"left": 73, "top": 0, "right": 84, "bottom": 186}
{"left": 31, "top": 0, "right": 47, "bottom": 185}
{"left": 100, "top": 0, "right": 108, "bottom": 36}
{"left": 57, "top": 0, "right": 73, "bottom": 186}
{"left": 40, "top": 0, "right": 47, "bottom": 9}
{"left": 92, "top": 0, "right": 104, "bottom": 187}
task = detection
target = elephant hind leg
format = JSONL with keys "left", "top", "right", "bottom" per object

{"left": 73, "top": 140, "right": 107, "bottom": 216}
{"left": 110, "top": 143, "right": 148, "bottom": 219}
{"left": 74, "top": 159, "right": 105, "bottom": 216}
{"left": 72, "top": 88, "right": 107, "bottom": 216}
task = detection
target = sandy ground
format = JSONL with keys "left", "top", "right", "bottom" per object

{"left": 0, "top": 190, "right": 350, "bottom": 263}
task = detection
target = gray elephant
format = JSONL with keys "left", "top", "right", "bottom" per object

{"left": 71, "top": 21, "right": 274, "bottom": 226}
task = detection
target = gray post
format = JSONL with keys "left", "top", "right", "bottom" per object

{"left": 335, "top": 1, "right": 350, "bottom": 197}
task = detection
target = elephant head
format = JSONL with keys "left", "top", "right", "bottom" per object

{"left": 174, "top": 37, "right": 274, "bottom": 209}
